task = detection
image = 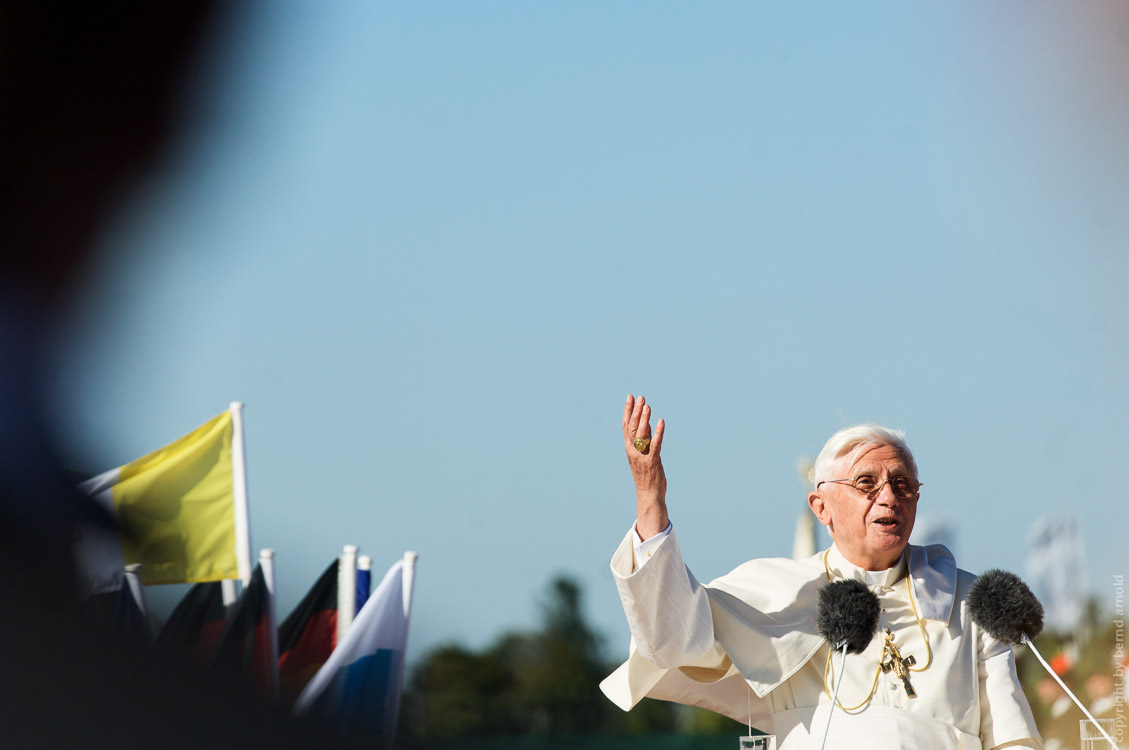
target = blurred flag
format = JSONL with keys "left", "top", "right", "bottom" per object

{"left": 155, "top": 581, "right": 226, "bottom": 664}
{"left": 355, "top": 555, "right": 372, "bottom": 615}
{"left": 74, "top": 405, "right": 251, "bottom": 595}
{"left": 911, "top": 516, "right": 957, "bottom": 553}
{"left": 1026, "top": 514, "right": 1086, "bottom": 633}
{"left": 212, "top": 564, "right": 275, "bottom": 694}
{"left": 278, "top": 559, "right": 339, "bottom": 706}
{"left": 294, "top": 553, "right": 417, "bottom": 742}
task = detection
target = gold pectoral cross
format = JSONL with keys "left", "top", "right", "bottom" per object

{"left": 880, "top": 629, "right": 918, "bottom": 698}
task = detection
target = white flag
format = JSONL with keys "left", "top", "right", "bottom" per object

{"left": 1026, "top": 514, "right": 1086, "bottom": 633}
{"left": 295, "top": 553, "right": 416, "bottom": 741}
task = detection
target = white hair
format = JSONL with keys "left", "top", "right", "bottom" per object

{"left": 811, "top": 423, "right": 916, "bottom": 489}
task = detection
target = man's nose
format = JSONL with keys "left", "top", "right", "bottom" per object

{"left": 873, "top": 481, "right": 899, "bottom": 503}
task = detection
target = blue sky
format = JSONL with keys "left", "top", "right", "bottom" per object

{"left": 50, "top": 2, "right": 1128, "bottom": 662}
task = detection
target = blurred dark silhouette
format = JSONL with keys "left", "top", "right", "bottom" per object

{"left": 0, "top": 3, "right": 212, "bottom": 302}
{"left": 0, "top": 3, "right": 343, "bottom": 747}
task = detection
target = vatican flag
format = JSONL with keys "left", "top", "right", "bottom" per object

{"left": 76, "top": 404, "right": 252, "bottom": 596}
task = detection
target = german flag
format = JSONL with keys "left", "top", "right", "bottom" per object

{"left": 278, "top": 559, "right": 338, "bottom": 707}
{"left": 211, "top": 565, "right": 274, "bottom": 694}
{"left": 156, "top": 581, "right": 226, "bottom": 664}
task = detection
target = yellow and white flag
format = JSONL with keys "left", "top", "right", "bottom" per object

{"left": 76, "top": 405, "right": 251, "bottom": 595}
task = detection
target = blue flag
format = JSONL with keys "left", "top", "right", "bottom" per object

{"left": 355, "top": 565, "right": 371, "bottom": 616}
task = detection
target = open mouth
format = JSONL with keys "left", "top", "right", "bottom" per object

{"left": 873, "top": 518, "right": 900, "bottom": 528}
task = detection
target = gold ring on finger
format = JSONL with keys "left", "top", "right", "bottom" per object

{"left": 633, "top": 438, "right": 651, "bottom": 454}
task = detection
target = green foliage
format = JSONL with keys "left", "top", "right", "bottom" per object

{"left": 401, "top": 574, "right": 677, "bottom": 739}
{"left": 678, "top": 705, "right": 744, "bottom": 736}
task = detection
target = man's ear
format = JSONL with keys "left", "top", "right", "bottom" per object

{"left": 809, "top": 491, "right": 831, "bottom": 527}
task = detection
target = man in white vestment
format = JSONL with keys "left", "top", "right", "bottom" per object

{"left": 601, "top": 395, "right": 1043, "bottom": 750}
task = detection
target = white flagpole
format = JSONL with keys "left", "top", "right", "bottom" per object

{"left": 402, "top": 551, "right": 417, "bottom": 621}
{"left": 337, "top": 545, "right": 358, "bottom": 642}
{"left": 221, "top": 579, "right": 239, "bottom": 610}
{"left": 229, "top": 401, "right": 252, "bottom": 585}
{"left": 260, "top": 548, "right": 280, "bottom": 699}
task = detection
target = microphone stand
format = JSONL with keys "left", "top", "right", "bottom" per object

{"left": 1022, "top": 634, "right": 1120, "bottom": 749}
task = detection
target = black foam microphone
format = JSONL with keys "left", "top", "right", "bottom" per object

{"left": 815, "top": 579, "right": 882, "bottom": 750}
{"left": 968, "top": 569, "right": 1120, "bottom": 749}
{"left": 967, "top": 569, "right": 1044, "bottom": 645}
{"left": 815, "top": 579, "right": 882, "bottom": 653}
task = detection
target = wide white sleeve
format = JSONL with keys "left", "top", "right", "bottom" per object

{"left": 610, "top": 523, "right": 716, "bottom": 669}
{"left": 978, "top": 631, "right": 1043, "bottom": 750}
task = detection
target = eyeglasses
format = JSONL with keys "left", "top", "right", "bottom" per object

{"left": 816, "top": 474, "right": 922, "bottom": 500}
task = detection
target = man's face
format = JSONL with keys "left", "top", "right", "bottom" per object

{"left": 808, "top": 443, "right": 918, "bottom": 570}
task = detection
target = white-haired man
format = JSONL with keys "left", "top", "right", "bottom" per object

{"left": 601, "top": 395, "right": 1042, "bottom": 750}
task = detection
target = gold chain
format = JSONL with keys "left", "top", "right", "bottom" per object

{"left": 904, "top": 570, "right": 932, "bottom": 673}
{"left": 820, "top": 549, "right": 931, "bottom": 710}
{"left": 822, "top": 644, "right": 884, "bottom": 711}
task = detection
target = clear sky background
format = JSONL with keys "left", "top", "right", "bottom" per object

{"left": 49, "top": 2, "right": 1128, "bottom": 664}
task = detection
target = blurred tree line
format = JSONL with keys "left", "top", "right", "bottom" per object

{"left": 397, "top": 578, "right": 1128, "bottom": 747}
{"left": 397, "top": 575, "right": 738, "bottom": 746}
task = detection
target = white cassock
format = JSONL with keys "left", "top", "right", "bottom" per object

{"left": 600, "top": 525, "right": 1043, "bottom": 750}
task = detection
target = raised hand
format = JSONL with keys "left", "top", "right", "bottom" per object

{"left": 623, "top": 394, "right": 668, "bottom": 539}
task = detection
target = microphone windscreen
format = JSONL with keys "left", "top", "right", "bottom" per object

{"left": 815, "top": 579, "right": 881, "bottom": 654}
{"left": 967, "top": 569, "right": 1044, "bottom": 645}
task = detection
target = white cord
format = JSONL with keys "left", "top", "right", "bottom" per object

{"left": 819, "top": 643, "right": 848, "bottom": 750}
{"left": 1024, "top": 635, "right": 1120, "bottom": 749}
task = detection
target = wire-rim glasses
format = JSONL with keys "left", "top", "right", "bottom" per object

{"left": 816, "top": 475, "right": 922, "bottom": 500}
